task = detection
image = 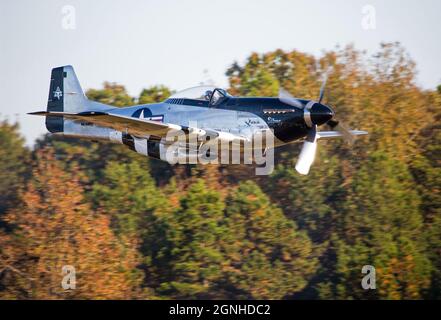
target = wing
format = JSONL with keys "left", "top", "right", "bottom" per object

{"left": 29, "top": 111, "right": 247, "bottom": 142}
{"left": 317, "top": 130, "right": 368, "bottom": 139}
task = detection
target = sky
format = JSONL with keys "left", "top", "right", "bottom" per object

{"left": 1, "top": 0, "right": 440, "bottom": 146}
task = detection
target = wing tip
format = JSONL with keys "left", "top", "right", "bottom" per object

{"left": 28, "top": 111, "right": 48, "bottom": 116}
{"left": 352, "top": 130, "right": 368, "bottom": 135}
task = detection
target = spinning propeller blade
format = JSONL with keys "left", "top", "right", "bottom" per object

{"left": 326, "top": 119, "right": 355, "bottom": 145}
{"left": 318, "top": 72, "right": 328, "bottom": 104}
{"left": 318, "top": 69, "right": 355, "bottom": 144}
{"left": 295, "top": 126, "right": 318, "bottom": 175}
{"left": 278, "top": 88, "right": 304, "bottom": 108}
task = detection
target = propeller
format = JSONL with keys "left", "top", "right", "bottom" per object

{"left": 278, "top": 68, "right": 357, "bottom": 175}
{"left": 278, "top": 87, "right": 318, "bottom": 174}
{"left": 317, "top": 70, "right": 355, "bottom": 144}
{"left": 295, "top": 125, "right": 318, "bottom": 175}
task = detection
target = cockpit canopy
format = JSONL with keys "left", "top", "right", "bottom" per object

{"left": 167, "top": 86, "right": 232, "bottom": 106}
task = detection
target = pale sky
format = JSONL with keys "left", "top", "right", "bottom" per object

{"left": 1, "top": 0, "right": 440, "bottom": 146}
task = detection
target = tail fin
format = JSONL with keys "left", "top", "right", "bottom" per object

{"left": 47, "top": 65, "right": 87, "bottom": 113}
{"left": 41, "top": 65, "right": 111, "bottom": 133}
{"left": 45, "top": 65, "right": 88, "bottom": 133}
{"left": 44, "top": 65, "right": 111, "bottom": 133}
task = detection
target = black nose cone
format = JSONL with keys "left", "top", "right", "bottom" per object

{"left": 311, "top": 103, "right": 334, "bottom": 125}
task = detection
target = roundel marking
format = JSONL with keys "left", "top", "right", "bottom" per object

{"left": 132, "top": 108, "right": 153, "bottom": 118}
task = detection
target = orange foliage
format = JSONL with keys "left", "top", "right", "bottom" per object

{"left": 0, "top": 149, "right": 144, "bottom": 299}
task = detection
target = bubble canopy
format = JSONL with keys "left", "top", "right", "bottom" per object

{"left": 169, "top": 86, "right": 232, "bottom": 101}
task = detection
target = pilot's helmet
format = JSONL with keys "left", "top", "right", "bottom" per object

{"left": 204, "top": 90, "right": 213, "bottom": 101}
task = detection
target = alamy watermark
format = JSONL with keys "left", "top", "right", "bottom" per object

{"left": 361, "top": 265, "right": 376, "bottom": 290}
{"left": 61, "top": 265, "right": 76, "bottom": 290}
{"left": 61, "top": 5, "right": 76, "bottom": 30}
{"left": 142, "top": 121, "right": 276, "bottom": 175}
{"left": 361, "top": 5, "right": 376, "bottom": 30}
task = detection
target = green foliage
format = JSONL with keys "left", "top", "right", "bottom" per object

{"left": 227, "top": 53, "right": 280, "bottom": 97}
{"left": 269, "top": 149, "right": 343, "bottom": 243}
{"left": 154, "top": 180, "right": 226, "bottom": 298}
{"left": 35, "top": 134, "right": 147, "bottom": 186}
{"left": 332, "top": 151, "right": 431, "bottom": 299}
{"left": 0, "top": 120, "right": 29, "bottom": 214}
{"left": 150, "top": 180, "right": 317, "bottom": 299}
{"left": 139, "top": 85, "right": 172, "bottom": 104}
{"left": 221, "top": 181, "right": 317, "bottom": 299}
{"left": 410, "top": 107, "right": 441, "bottom": 299}
{"left": 86, "top": 82, "right": 135, "bottom": 107}
{"left": 91, "top": 161, "right": 166, "bottom": 236}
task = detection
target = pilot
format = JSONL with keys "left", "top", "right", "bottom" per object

{"left": 204, "top": 90, "right": 213, "bottom": 101}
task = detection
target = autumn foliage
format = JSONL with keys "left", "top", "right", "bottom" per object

{"left": 0, "top": 150, "right": 142, "bottom": 299}
{"left": 0, "top": 43, "right": 440, "bottom": 299}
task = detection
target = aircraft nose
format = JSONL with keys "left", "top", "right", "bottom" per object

{"left": 310, "top": 103, "right": 334, "bottom": 125}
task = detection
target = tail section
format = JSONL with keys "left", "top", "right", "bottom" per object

{"left": 44, "top": 65, "right": 110, "bottom": 133}
{"left": 46, "top": 65, "right": 88, "bottom": 133}
{"left": 47, "top": 65, "right": 88, "bottom": 113}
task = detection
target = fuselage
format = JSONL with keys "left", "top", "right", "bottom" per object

{"left": 106, "top": 96, "right": 316, "bottom": 147}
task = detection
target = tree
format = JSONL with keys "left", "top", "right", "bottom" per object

{"left": 90, "top": 160, "right": 173, "bottom": 292}
{"left": 151, "top": 180, "right": 317, "bottom": 299}
{"left": 154, "top": 180, "right": 226, "bottom": 298}
{"left": 410, "top": 89, "right": 441, "bottom": 298}
{"left": 86, "top": 82, "right": 134, "bottom": 107}
{"left": 91, "top": 161, "right": 166, "bottom": 237}
{"left": 35, "top": 134, "right": 147, "bottom": 187}
{"left": 332, "top": 151, "right": 432, "bottom": 299}
{"left": 226, "top": 50, "right": 318, "bottom": 98}
{"left": 0, "top": 149, "right": 144, "bottom": 299}
{"left": 221, "top": 181, "right": 317, "bottom": 299}
{"left": 138, "top": 85, "right": 172, "bottom": 104}
{"left": 226, "top": 53, "right": 279, "bottom": 97}
{"left": 0, "top": 120, "right": 30, "bottom": 215}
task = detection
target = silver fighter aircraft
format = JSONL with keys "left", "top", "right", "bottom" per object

{"left": 30, "top": 66, "right": 367, "bottom": 175}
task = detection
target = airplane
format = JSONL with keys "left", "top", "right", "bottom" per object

{"left": 29, "top": 65, "right": 367, "bottom": 175}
